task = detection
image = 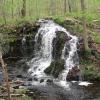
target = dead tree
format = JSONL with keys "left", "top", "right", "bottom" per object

{"left": 2, "top": 0, "right": 6, "bottom": 24}
{"left": 81, "top": 0, "right": 90, "bottom": 51}
{"left": 21, "top": 0, "right": 26, "bottom": 17}
{"left": 64, "top": 0, "right": 67, "bottom": 14}
{"left": 67, "top": 0, "right": 72, "bottom": 13}
{"left": 11, "top": 0, "right": 14, "bottom": 18}
{"left": 0, "top": 52, "right": 11, "bottom": 100}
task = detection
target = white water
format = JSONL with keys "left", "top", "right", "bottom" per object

{"left": 79, "top": 81, "right": 93, "bottom": 86}
{"left": 28, "top": 19, "right": 79, "bottom": 85}
{"left": 59, "top": 31, "right": 79, "bottom": 82}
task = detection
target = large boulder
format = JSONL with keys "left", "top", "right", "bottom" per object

{"left": 44, "top": 31, "right": 72, "bottom": 78}
{"left": 44, "top": 59, "right": 65, "bottom": 78}
{"left": 52, "top": 31, "right": 71, "bottom": 60}
{"left": 66, "top": 66, "right": 80, "bottom": 81}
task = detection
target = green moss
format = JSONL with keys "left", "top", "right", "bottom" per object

{"left": 82, "top": 62, "right": 100, "bottom": 81}
{"left": 93, "top": 35, "right": 100, "bottom": 44}
{"left": 15, "top": 88, "right": 27, "bottom": 94}
{"left": 44, "top": 60, "right": 64, "bottom": 78}
{"left": 95, "top": 73, "right": 100, "bottom": 80}
{"left": 23, "top": 96, "right": 31, "bottom": 100}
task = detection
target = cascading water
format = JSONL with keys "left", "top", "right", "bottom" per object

{"left": 59, "top": 33, "right": 79, "bottom": 81}
{"left": 28, "top": 19, "right": 79, "bottom": 86}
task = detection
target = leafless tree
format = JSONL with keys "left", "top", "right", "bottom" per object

{"left": 81, "top": 0, "right": 90, "bottom": 51}
{"left": 0, "top": 53, "right": 11, "bottom": 100}
{"left": 67, "top": 0, "right": 72, "bottom": 12}
{"left": 21, "top": 0, "right": 26, "bottom": 17}
{"left": 2, "top": 0, "right": 6, "bottom": 24}
{"left": 64, "top": 0, "right": 67, "bottom": 14}
{"left": 11, "top": 0, "right": 14, "bottom": 18}
{"left": 50, "top": 0, "right": 56, "bottom": 16}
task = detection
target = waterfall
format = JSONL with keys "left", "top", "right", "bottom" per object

{"left": 28, "top": 19, "right": 79, "bottom": 84}
{"left": 59, "top": 33, "right": 79, "bottom": 82}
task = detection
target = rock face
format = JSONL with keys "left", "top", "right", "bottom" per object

{"left": 44, "top": 31, "right": 72, "bottom": 78}
{"left": 52, "top": 31, "right": 71, "bottom": 60}
{"left": 44, "top": 59, "right": 65, "bottom": 78}
{"left": 3, "top": 22, "right": 39, "bottom": 61}
{"left": 67, "top": 66, "right": 80, "bottom": 81}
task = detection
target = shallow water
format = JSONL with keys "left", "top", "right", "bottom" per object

{"left": 27, "top": 82, "right": 100, "bottom": 100}
{"left": 1, "top": 65, "right": 100, "bottom": 100}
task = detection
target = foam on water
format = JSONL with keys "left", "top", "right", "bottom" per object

{"left": 79, "top": 81, "right": 93, "bottom": 86}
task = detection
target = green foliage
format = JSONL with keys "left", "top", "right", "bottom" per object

{"left": 13, "top": 95, "right": 31, "bottom": 100}
{"left": 0, "top": 32, "right": 17, "bottom": 54}
{"left": 0, "top": 0, "right": 100, "bottom": 25}
{"left": 53, "top": 18, "right": 64, "bottom": 25}
{"left": 23, "top": 96, "right": 31, "bottom": 100}
{"left": 0, "top": 33, "right": 10, "bottom": 54}
{"left": 91, "top": 32, "right": 100, "bottom": 44}
{"left": 84, "top": 50, "right": 92, "bottom": 57}
{"left": 15, "top": 88, "right": 27, "bottom": 94}
{"left": 44, "top": 60, "right": 64, "bottom": 78}
{"left": 95, "top": 73, "right": 100, "bottom": 80}
{"left": 81, "top": 61, "right": 100, "bottom": 81}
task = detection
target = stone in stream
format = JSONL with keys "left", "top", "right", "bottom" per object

{"left": 16, "top": 75, "right": 23, "bottom": 78}
{"left": 40, "top": 79, "right": 44, "bottom": 83}
{"left": 28, "top": 78, "right": 32, "bottom": 81}
{"left": 46, "top": 79, "right": 53, "bottom": 83}
{"left": 13, "top": 85, "right": 20, "bottom": 89}
{"left": 33, "top": 77, "right": 38, "bottom": 81}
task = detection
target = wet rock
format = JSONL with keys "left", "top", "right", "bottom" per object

{"left": 13, "top": 85, "right": 19, "bottom": 89}
{"left": 33, "top": 77, "right": 38, "bottom": 81}
{"left": 52, "top": 31, "right": 71, "bottom": 60}
{"left": 16, "top": 75, "right": 23, "bottom": 78}
{"left": 77, "top": 37, "right": 85, "bottom": 58}
{"left": 46, "top": 79, "right": 53, "bottom": 83}
{"left": 40, "top": 79, "right": 44, "bottom": 83}
{"left": 14, "top": 79, "right": 24, "bottom": 84}
{"left": 28, "top": 78, "right": 32, "bottom": 81}
{"left": 67, "top": 66, "right": 80, "bottom": 81}
{"left": 44, "top": 59, "right": 65, "bottom": 78}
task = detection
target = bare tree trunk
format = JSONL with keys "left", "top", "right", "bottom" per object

{"left": 21, "top": 0, "right": 26, "bottom": 17}
{"left": 50, "top": 0, "right": 56, "bottom": 16}
{"left": 0, "top": 53, "right": 11, "bottom": 100}
{"left": 81, "top": 0, "right": 90, "bottom": 51}
{"left": 2, "top": 0, "right": 6, "bottom": 24}
{"left": 67, "top": 0, "right": 71, "bottom": 13}
{"left": 36, "top": 0, "right": 39, "bottom": 19}
{"left": 29, "top": 0, "right": 31, "bottom": 17}
{"left": 64, "top": 0, "right": 67, "bottom": 14}
{"left": 11, "top": 0, "right": 14, "bottom": 19}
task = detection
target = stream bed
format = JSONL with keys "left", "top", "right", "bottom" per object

{"left": 25, "top": 82, "right": 100, "bottom": 100}
{"left": 1, "top": 68, "right": 100, "bottom": 100}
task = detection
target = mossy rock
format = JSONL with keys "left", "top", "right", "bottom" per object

{"left": 52, "top": 31, "right": 71, "bottom": 60}
{"left": 44, "top": 59, "right": 65, "bottom": 78}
